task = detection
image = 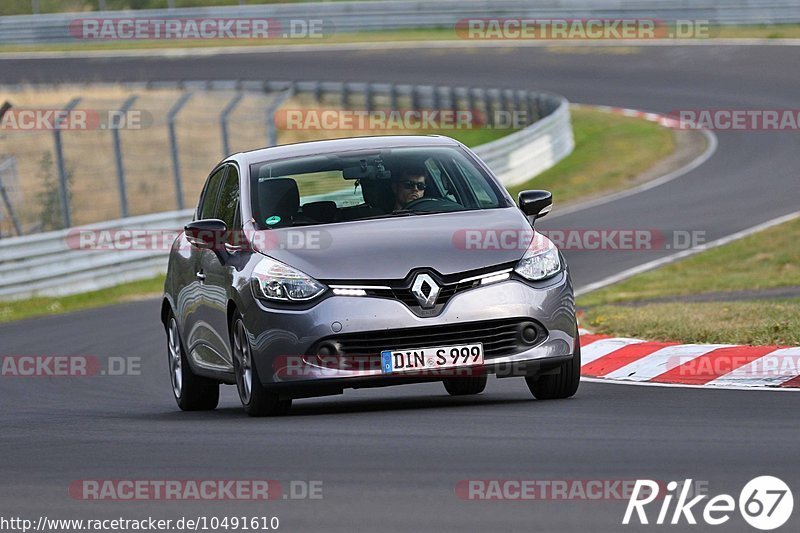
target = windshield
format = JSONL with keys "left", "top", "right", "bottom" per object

{"left": 249, "top": 145, "right": 510, "bottom": 229}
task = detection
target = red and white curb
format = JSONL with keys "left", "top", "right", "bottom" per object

{"left": 578, "top": 330, "right": 800, "bottom": 389}
{"left": 571, "top": 104, "right": 684, "bottom": 129}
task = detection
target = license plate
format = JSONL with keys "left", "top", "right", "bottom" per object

{"left": 380, "top": 343, "right": 484, "bottom": 374}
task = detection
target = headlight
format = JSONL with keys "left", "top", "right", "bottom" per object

{"left": 514, "top": 233, "right": 562, "bottom": 281}
{"left": 252, "top": 256, "right": 327, "bottom": 301}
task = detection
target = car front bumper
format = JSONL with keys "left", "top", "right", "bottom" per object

{"left": 241, "top": 271, "right": 576, "bottom": 390}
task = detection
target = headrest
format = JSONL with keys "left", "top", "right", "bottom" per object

{"left": 360, "top": 179, "right": 395, "bottom": 213}
{"left": 257, "top": 177, "right": 299, "bottom": 228}
{"left": 302, "top": 201, "right": 338, "bottom": 223}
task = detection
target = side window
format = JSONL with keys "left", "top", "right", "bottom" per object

{"left": 456, "top": 160, "right": 498, "bottom": 207}
{"left": 198, "top": 167, "right": 226, "bottom": 220}
{"left": 425, "top": 158, "right": 457, "bottom": 202}
{"left": 217, "top": 165, "right": 240, "bottom": 229}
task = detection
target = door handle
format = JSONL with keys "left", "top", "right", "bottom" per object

{"left": 196, "top": 271, "right": 206, "bottom": 281}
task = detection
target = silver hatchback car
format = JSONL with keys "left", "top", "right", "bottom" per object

{"left": 161, "top": 135, "right": 579, "bottom": 416}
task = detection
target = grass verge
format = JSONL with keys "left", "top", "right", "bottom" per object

{"left": 580, "top": 216, "right": 800, "bottom": 345}
{"left": 0, "top": 275, "right": 165, "bottom": 324}
{"left": 583, "top": 300, "right": 800, "bottom": 346}
{"left": 506, "top": 107, "right": 675, "bottom": 204}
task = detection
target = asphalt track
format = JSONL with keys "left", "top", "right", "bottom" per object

{"left": 1, "top": 44, "right": 799, "bottom": 532}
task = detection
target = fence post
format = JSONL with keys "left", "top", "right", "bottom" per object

{"left": 526, "top": 92, "right": 536, "bottom": 125}
{"left": 53, "top": 97, "right": 81, "bottom": 229}
{"left": 220, "top": 92, "right": 243, "bottom": 157}
{"left": 481, "top": 89, "right": 494, "bottom": 128}
{"left": 0, "top": 157, "right": 22, "bottom": 236}
{"left": 167, "top": 91, "right": 193, "bottom": 211}
{"left": 467, "top": 88, "right": 476, "bottom": 115}
{"left": 411, "top": 85, "right": 421, "bottom": 112}
{"left": 498, "top": 89, "right": 509, "bottom": 118}
{"left": 513, "top": 90, "right": 523, "bottom": 125}
{"left": 340, "top": 82, "right": 349, "bottom": 108}
{"left": 313, "top": 81, "right": 323, "bottom": 103}
{"left": 364, "top": 83, "right": 373, "bottom": 113}
{"left": 112, "top": 95, "right": 137, "bottom": 218}
{"left": 266, "top": 84, "right": 296, "bottom": 147}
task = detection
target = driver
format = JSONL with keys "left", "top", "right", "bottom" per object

{"left": 391, "top": 166, "right": 428, "bottom": 211}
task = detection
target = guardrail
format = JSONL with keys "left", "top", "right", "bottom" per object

{"left": 0, "top": 79, "right": 573, "bottom": 301}
{"left": 0, "top": 0, "right": 798, "bottom": 44}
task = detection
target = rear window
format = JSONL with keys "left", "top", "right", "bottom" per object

{"left": 249, "top": 145, "right": 509, "bottom": 229}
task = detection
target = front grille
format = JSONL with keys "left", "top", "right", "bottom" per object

{"left": 323, "top": 263, "right": 516, "bottom": 317}
{"left": 366, "top": 281, "right": 474, "bottom": 309}
{"left": 309, "top": 317, "right": 547, "bottom": 361}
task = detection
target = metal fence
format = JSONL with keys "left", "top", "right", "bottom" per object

{"left": 0, "top": 79, "right": 566, "bottom": 238}
{"left": 1, "top": 0, "right": 799, "bottom": 44}
{"left": 0, "top": 79, "right": 574, "bottom": 300}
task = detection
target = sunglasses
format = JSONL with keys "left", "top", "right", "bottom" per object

{"left": 400, "top": 180, "right": 427, "bottom": 191}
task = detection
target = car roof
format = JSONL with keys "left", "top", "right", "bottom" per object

{"left": 237, "top": 135, "right": 462, "bottom": 165}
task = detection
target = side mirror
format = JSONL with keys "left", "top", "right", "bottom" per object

{"left": 185, "top": 219, "right": 227, "bottom": 250}
{"left": 518, "top": 190, "right": 553, "bottom": 221}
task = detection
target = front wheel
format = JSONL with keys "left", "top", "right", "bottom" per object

{"left": 166, "top": 313, "right": 219, "bottom": 411}
{"left": 231, "top": 316, "right": 292, "bottom": 417}
{"left": 525, "top": 336, "right": 581, "bottom": 400}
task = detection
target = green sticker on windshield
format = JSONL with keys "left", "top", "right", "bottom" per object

{"left": 265, "top": 215, "right": 281, "bottom": 226}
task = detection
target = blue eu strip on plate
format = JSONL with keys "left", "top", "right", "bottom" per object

{"left": 381, "top": 351, "right": 393, "bottom": 373}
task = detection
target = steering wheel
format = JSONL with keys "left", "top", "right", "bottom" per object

{"left": 403, "top": 197, "right": 462, "bottom": 212}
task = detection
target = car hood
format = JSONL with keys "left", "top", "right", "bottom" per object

{"left": 252, "top": 207, "right": 533, "bottom": 280}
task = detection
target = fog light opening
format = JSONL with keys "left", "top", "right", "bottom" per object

{"left": 519, "top": 323, "right": 541, "bottom": 345}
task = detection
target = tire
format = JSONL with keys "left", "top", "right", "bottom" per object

{"left": 231, "top": 315, "right": 292, "bottom": 417}
{"left": 443, "top": 375, "right": 487, "bottom": 396}
{"left": 525, "top": 335, "right": 581, "bottom": 400}
{"left": 166, "top": 313, "right": 219, "bottom": 411}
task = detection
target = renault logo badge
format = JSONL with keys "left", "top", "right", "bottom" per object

{"left": 411, "top": 273, "right": 440, "bottom": 308}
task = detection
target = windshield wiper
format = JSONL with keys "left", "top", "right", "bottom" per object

{"left": 358, "top": 210, "right": 419, "bottom": 221}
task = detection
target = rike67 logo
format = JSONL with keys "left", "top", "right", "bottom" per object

{"left": 624, "top": 476, "right": 793, "bottom": 530}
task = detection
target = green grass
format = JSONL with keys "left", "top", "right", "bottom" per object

{"left": 580, "top": 216, "right": 800, "bottom": 345}
{"left": 506, "top": 108, "right": 675, "bottom": 205}
{"left": 583, "top": 300, "right": 800, "bottom": 346}
{"left": 580, "top": 217, "right": 800, "bottom": 306}
{"left": 0, "top": 275, "right": 165, "bottom": 324}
